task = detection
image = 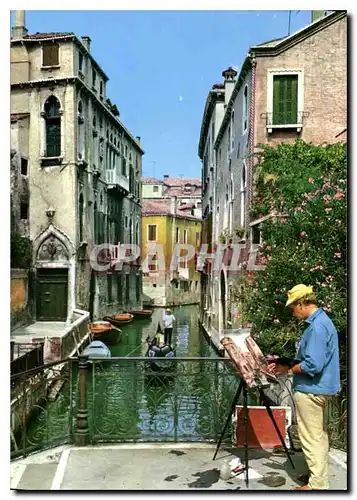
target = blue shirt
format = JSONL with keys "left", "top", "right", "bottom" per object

{"left": 293, "top": 308, "right": 341, "bottom": 395}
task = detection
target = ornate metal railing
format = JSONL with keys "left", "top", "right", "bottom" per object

{"left": 11, "top": 358, "right": 75, "bottom": 459}
{"left": 73, "top": 356, "right": 251, "bottom": 445}
{"left": 11, "top": 342, "right": 44, "bottom": 375}
{"left": 326, "top": 384, "right": 347, "bottom": 451}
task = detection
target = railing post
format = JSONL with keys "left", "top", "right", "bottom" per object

{"left": 75, "top": 355, "right": 89, "bottom": 446}
{"left": 11, "top": 341, "right": 15, "bottom": 361}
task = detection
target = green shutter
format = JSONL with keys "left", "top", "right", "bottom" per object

{"left": 273, "top": 75, "right": 298, "bottom": 125}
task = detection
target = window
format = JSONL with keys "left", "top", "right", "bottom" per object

{"left": 20, "top": 201, "right": 28, "bottom": 220}
{"left": 153, "top": 185, "right": 159, "bottom": 193}
{"left": 92, "top": 69, "right": 97, "bottom": 88}
{"left": 240, "top": 162, "right": 247, "bottom": 228}
{"left": 79, "top": 193, "right": 84, "bottom": 241}
{"left": 176, "top": 227, "right": 180, "bottom": 243}
{"left": 107, "top": 274, "right": 112, "bottom": 303}
{"left": 231, "top": 110, "right": 235, "bottom": 151}
{"left": 100, "top": 81, "right": 103, "bottom": 97}
{"left": 273, "top": 74, "right": 298, "bottom": 125}
{"left": 195, "top": 232, "right": 200, "bottom": 246}
{"left": 243, "top": 85, "right": 248, "bottom": 132}
{"left": 21, "top": 158, "right": 28, "bottom": 176}
{"left": 79, "top": 52, "right": 83, "bottom": 72}
{"left": 252, "top": 224, "right": 261, "bottom": 244}
{"left": 122, "top": 157, "right": 127, "bottom": 176}
{"left": 183, "top": 229, "right": 187, "bottom": 244}
{"left": 42, "top": 44, "right": 59, "bottom": 67}
{"left": 125, "top": 215, "right": 128, "bottom": 228}
{"left": 44, "top": 96, "right": 61, "bottom": 157}
{"left": 93, "top": 115, "right": 96, "bottom": 130}
{"left": 148, "top": 225, "right": 157, "bottom": 241}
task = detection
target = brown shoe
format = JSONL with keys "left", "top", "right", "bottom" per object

{"left": 295, "top": 484, "right": 319, "bottom": 490}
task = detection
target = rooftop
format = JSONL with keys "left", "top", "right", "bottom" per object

{"left": 142, "top": 199, "right": 200, "bottom": 220}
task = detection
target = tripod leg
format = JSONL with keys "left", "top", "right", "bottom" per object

{"left": 243, "top": 383, "right": 249, "bottom": 488}
{"left": 213, "top": 379, "right": 244, "bottom": 461}
{"left": 258, "top": 388, "right": 295, "bottom": 469}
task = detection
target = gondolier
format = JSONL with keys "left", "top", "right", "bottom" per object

{"left": 163, "top": 309, "right": 176, "bottom": 345}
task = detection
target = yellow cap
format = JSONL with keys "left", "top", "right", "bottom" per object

{"left": 286, "top": 284, "right": 313, "bottom": 307}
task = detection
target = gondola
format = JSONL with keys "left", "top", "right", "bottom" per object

{"left": 103, "top": 313, "right": 134, "bottom": 326}
{"left": 145, "top": 335, "right": 176, "bottom": 374}
{"left": 90, "top": 321, "right": 121, "bottom": 345}
{"left": 127, "top": 309, "right": 153, "bottom": 319}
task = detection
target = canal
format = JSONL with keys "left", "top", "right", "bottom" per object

{"left": 23, "top": 305, "right": 243, "bottom": 453}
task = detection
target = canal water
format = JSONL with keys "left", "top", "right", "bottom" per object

{"left": 24, "top": 305, "right": 245, "bottom": 452}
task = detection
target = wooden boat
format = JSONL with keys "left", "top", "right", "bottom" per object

{"left": 103, "top": 313, "right": 134, "bottom": 326}
{"left": 128, "top": 309, "right": 153, "bottom": 319}
{"left": 82, "top": 340, "right": 111, "bottom": 359}
{"left": 90, "top": 321, "right": 121, "bottom": 345}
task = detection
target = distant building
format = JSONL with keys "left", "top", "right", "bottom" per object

{"left": 141, "top": 198, "right": 201, "bottom": 307}
{"left": 198, "top": 11, "right": 347, "bottom": 349}
{"left": 142, "top": 175, "right": 202, "bottom": 218}
{"left": 10, "top": 10, "right": 144, "bottom": 323}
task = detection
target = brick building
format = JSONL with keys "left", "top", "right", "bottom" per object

{"left": 198, "top": 11, "right": 347, "bottom": 349}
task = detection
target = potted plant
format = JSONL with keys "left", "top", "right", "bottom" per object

{"left": 234, "top": 226, "right": 245, "bottom": 239}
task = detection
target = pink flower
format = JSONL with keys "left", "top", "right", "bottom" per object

{"left": 300, "top": 231, "right": 307, "bottom": 237}
{"left": 336, "top": 219, "right": 342, "bottom": 225}
{"left": 323, "top": 305, "right": 331, "bottom": 312}
{"left": 334, "top": 192, "right": 344, "bottom": 199}
{"left": 280, "top": 218, "right": 287, "bottom": 224}
{"left": 334, "top": 252, "right": 341, "bottom": 258}
{"left": 266, "top": 245, "right": 272, "bottom": 251}
{"left": 325, "top": 208, "right": 332, "bottom": 213}
{"left": 273, "top": 318, "right": 280, "bottom": 324}
{"left": 308, "top": 177, "right": 315, "bottom": 184}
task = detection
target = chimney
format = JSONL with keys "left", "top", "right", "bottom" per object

{"left": 163, "top": 174, "right": 169, "bottom": 181}
{"left": 170, "top": 196, "right": 177, "bottom": 216}
{"left": 12, "top": 10, "right": 28, "bottom": 39}
{"left": 82, "top": 36, "right": 91, "bottom": 52}
{"left": 222, "top": 66, "right": 238, "bottom": 107}
{"left": 136, "top": 136, "right": 141, "bottom": 143}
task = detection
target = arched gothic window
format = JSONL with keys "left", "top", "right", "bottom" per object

{"left": 44, "top": 96, "right": 61, "bottom": 157}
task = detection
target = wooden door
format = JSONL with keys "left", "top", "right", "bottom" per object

{"left": 36, "top": 268, "right": 68, "bottom": 321}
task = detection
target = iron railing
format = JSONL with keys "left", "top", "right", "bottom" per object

{"left": 11, "top": 342, "right": 44, "bottom": 376}
{"left": 82, "top": 356, "right": 255, "bottom": 445}
{"left": 261, "top": 111, "right": 309, "bottom": 127}
{"left": 11, "top": 358, "right": 74, "bottom": 459}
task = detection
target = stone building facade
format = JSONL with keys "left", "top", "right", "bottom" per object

{"left": 10, "top": 11, "right": 144, "bottom": 324}
{"left": 142, "top": 175, "right": 202, "bottom": 218}
{"left": 198, "top": 11, "right": 347, "bottom": 349}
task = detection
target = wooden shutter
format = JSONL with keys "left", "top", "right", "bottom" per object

{"left": 148, "top": 225, "right": 156, "bottom": 241}
{"left": 43, "top": 44, "right": 59, "bottom": 67}
{"left": 273, "top": 75, "right": 298, "bottom": 125}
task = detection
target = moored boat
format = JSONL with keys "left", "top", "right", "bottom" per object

{"left": 128, "top": 309, "right": 153, "bottom": 319}
{"left": 90, "top": 321, "right": 121, "bottom": 345}
{"left": 82, "top": 340, "right": 111, "bottom": 359}
{"left": 103, "top": 313, "right": 134, "bottom": 326}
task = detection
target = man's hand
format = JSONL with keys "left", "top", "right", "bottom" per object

{"left": 267, "top": 363, "right": 290, "bottom": 375}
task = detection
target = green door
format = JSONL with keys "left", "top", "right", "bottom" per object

{"left": 36, "top": 268, "right": 68, "bottom": 321}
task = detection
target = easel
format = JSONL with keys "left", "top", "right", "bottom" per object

{"left": 213, "top": 378, "right": 295, "bottom": 487}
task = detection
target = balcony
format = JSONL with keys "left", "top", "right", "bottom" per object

{"left": 261, "top": 111, "right": 309, "bottom": 134}
{"left": 106, "top": 169, "right": 129, "bottom": 192}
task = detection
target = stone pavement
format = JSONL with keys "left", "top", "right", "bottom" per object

{"left": 10, "top": 443, "right": 347, "bottom": 491}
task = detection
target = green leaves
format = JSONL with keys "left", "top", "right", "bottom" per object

{"left": 235, "top": 140, "right": 347, "bottom": 358}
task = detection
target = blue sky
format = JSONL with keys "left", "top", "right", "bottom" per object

{"left": 11, "top": 10, "right": 313, "bottom": 179}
